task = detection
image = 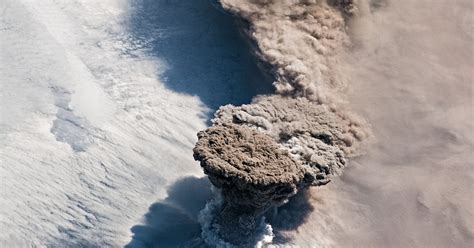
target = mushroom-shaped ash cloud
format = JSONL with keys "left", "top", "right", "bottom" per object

{"left": 193, "top": 123, "right": 308, "bottom": 245}
{"left": 193, "top": 96, "right": 371, "bottom": 245}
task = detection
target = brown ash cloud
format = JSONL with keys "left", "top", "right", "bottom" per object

{"left": 194, "top": 124, "right": 305, "bottom": 244}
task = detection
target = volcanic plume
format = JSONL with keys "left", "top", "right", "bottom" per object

{"left": 193, "top": 0, "right": 372, "bottom": 246}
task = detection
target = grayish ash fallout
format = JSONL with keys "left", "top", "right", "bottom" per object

{"left": 193, "top": 0, "right": 372, "bottom": 246}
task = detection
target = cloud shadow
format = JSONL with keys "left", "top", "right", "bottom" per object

{"left": 125, "top": 176, "right": 213, "bottom": 248}
{"left": 128, "top": 0, "right": 273, "bottom": 114}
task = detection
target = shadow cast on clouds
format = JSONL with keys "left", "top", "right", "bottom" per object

{"left": 125, "top": 177, "right": 212, "bottom": 248}
{"left": 128, "top": 0, "right": 273, "bottom": 112}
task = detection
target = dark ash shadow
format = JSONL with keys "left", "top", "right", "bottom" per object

{"left": 128, "top": 0, "right": 273, "bottom": 115}
{"left": 125, "top": 176, "right": 213, "bottom": 248}
{"left": 266, "top": 188, "right": 315, "bottom": 244}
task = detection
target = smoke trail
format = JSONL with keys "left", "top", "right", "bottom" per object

{"left": 193, "top": 0, "right": 372, "bottom": 246}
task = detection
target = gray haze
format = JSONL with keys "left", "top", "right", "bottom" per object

{"left": 289, "top": 0, "right": 473, "bottom": 247}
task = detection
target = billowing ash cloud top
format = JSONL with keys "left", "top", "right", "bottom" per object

{"left": 195, "top": 123, "right": 304, "bottom": 190}
{"left": 213, "top": 95, "right": 369, "bottom": 186}
{"left": 193, "top": 0, "right": 372, "bottom": 246}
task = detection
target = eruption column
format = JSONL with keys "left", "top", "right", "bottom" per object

{"left": 194, "top": 124, "right": 307, "bottom": 244}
